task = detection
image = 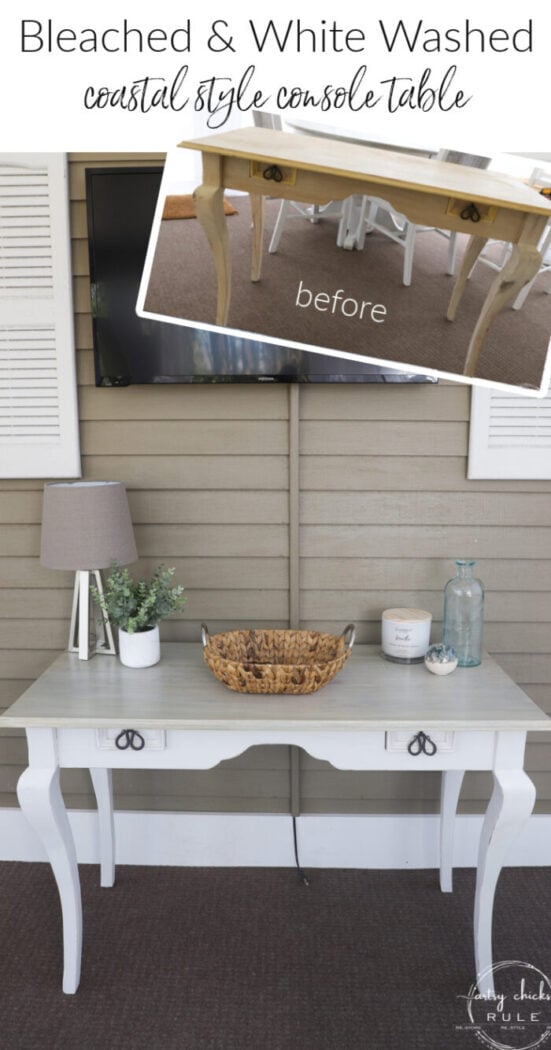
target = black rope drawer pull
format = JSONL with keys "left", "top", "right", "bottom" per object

{"left": 460, "top": 202, "right": 481, "bottom": 223}
{"left": 262, "top": 164, "right": 284, "bottom": 183}
{"left": 407, "top": 731, "right": 437, "bottom": 756}
{"left": 115, "top": 729, "right": 146, "bottom": 751}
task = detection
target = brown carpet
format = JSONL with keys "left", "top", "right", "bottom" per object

{"left": 162, "top": 195, "right": 238, "bottom": 221}
{"left": 0, "top": 862, "right": 549, "bottom": 1049}
{"left": 144, "top": 199, "right": 551, "bottom": 391}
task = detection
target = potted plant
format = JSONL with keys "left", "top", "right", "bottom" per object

{"left": 91, "top": 563, "right": 186, "bottom": 668}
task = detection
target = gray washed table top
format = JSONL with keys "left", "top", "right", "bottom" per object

{"left": 1, "top": 644, "right": 550, "bottom": 733}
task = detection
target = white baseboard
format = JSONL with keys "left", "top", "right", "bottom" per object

{"left": 1, "top": 809, "right": 551, "bottom": 868}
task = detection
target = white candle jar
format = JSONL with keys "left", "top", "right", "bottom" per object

{"left": 381, "top": 608, "right": 432, "bottom": 664}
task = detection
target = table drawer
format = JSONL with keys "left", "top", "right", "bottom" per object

{"left": 446, "top": 198, "right": 497, "bottom": 225}
{"left": 303, "top": 729, "right": 495, "bottom": 771}
{"left": 95, "top": 729, "right": 166, "bottom": 752}
{"left": 58, "top": 727, "right": 174, "bottom": 768}
{"left": 249, "top": 159, "right": 297, "bottom": 186}
{"left": 382, "top": 729, "right": 494, "bottom": 769}
{"left": 57, "top": 727, "right": 273, "bottom": 770}
{"left": 222, "top": 155, "right": 335, "bottom": 206}
{"left": 386, "top": 730, "right": 454, "bottom": 754}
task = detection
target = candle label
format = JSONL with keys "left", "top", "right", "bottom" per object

{"left": 382, "top": 609, "right": 431, "bottom": 659}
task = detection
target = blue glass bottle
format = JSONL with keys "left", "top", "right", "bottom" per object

{"left": 442, "top": 560, "right": 484, "bottom": 667}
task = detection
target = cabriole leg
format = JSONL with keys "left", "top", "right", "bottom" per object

{"left": 17, "top": 738, "right": 82, "bottom": 995}
{"left": 474, "top": 768, "right": 535, "bottom": 996}
{"left": 90, "top": 767, "right": 115, "bottom": 888}
{"left": 193, "top": 153, "right": 231, "bottom": 326}
{"left": 440, "top": 770, "right": 465, "bottom": 892}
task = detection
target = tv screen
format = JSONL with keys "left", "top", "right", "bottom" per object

{"left": 86, "top": 166, "right": 437, "bottom": 386}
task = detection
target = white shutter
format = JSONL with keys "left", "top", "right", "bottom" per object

{"left": 468, "top": 384, "right": 551, "bottom": 479}
{"left": 0, "top": 153, "right": 80, "bottom": 478}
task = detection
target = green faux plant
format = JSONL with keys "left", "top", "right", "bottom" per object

{"left": 91, "top": 562, "right": 186, "bottom": 634}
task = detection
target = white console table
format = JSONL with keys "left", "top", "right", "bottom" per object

{"left": 1, "top": 643, "right": 549, "bottom": 995}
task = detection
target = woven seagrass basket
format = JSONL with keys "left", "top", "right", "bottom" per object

{"left": 201, "top": 623, "right": 355, "bottom": 695}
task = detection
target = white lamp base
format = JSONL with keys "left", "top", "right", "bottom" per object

{"left": 68, "top": 570, "right": 116, "bottom": 660}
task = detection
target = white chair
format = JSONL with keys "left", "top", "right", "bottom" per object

{"left": 348, "top": 151, "right": 492, "bottom": 286}
{"left": 252, "top": 112, "right": 347, "bottom": 253}
{"left": 469, "top": 167, "right": 551, "bottom": 310}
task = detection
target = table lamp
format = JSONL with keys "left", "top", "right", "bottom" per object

{"left": 40, "top": 481, "right": 138, "bottom": 660}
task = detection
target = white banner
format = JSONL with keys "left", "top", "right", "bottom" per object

{"left": 0, "top": 1, "right": 548, "bottom": 151}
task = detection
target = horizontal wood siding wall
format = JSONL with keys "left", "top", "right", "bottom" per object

{"left": 299, "top": 385, "right": 551, "bottom": 814}
{"left": 0, "top": 153, "right": 550, "bottom": 818}
{"left": 0, "top": 153, "right": 291, "bottom": 814}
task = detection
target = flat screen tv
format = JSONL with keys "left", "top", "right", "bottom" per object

{"left": 86, "top": 166, "right": 437, "bottom": 386}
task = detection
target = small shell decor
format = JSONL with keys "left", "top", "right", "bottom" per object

{"left": 424, "top": 643, "right": 458, "bottom": 676}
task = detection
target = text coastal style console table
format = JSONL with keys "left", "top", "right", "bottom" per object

{"left": 1, "top": 644, "right": 550, "bottom": 995}
{"left": 181, "top": 126, "right": 551, "bottom": 377}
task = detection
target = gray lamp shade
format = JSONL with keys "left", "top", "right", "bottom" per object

{"left": 40, "top": 481, "right": 138, "bottom": 570}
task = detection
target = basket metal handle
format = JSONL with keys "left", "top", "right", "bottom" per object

{"left": 201, "top": 623, "right": 210, "bottom": 649}
{"left": 341, "top": 624, "right": 356, "bottom": 652}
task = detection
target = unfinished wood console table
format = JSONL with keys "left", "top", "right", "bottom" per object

{"left": 181, "top": 127, "right": 551, "bottom": 376}
{"left": 1, "top": 644, "right": 549, "bottom": 994}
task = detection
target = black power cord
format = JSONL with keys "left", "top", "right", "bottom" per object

{"left": 292, "top": 816, "right": 311, "bottom": 887}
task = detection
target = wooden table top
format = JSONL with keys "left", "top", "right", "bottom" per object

{"left": 181, "top": 127, "right": 551, "bottom": 216}
{"left": 1, "top": 644, "right": 550, "bottom": 732}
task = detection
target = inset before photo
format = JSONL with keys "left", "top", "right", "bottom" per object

{"left": 137, "top": 119, "right": 551, "bottom": 393}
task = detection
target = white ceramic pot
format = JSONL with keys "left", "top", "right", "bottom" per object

{"left": 118, "top": 626, "right": 160, "bottom": 669}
